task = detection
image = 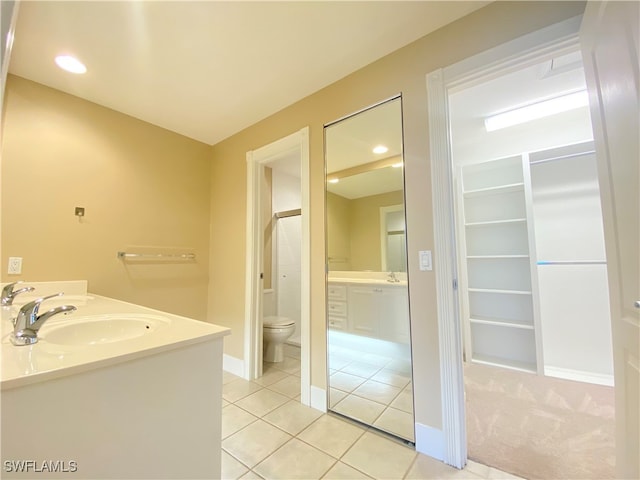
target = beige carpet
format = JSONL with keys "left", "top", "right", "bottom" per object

{"left": 464, "top": 363, "right": 615, "bottom": 480}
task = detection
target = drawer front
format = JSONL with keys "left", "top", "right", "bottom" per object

{"left": 327, "top": 284, "right": 347, "bottom": 301}
{"left": 327, "top": 300, "right": 347, "bottom": 317}
{"left": 328, "top": 315, "right": 346, "bottom": 331}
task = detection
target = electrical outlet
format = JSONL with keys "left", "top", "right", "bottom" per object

{"left": 8, "top": 257, "right": 22, "bottom": 275}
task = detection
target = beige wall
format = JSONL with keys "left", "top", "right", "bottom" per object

{"left": 207, "top": 1, "right": 585, "bottom": 431}
{"left": 350, "top": 190, "right": 404, "bottom": 272}
{"left": 1, "top": 75, "right": 212, "bottom": 320}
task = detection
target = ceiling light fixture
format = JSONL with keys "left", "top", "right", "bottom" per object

{"left": 484, "top": 90, "right": 589, "bottom": 132}
{"left": 372, "top": 145, "right": 388, "bottom": 154}
{"left": 55, "top": 55, "right": 87, "bottom": 74}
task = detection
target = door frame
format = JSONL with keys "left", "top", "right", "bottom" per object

{"left": 245, "top": 127, "right": 311, "bottom": 406}
{"left": 426, "top": 15, "right": 584, "bottom": 468}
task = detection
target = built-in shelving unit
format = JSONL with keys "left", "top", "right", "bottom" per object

{"left": 457, "top": 155, "right": 541, "bottom": 374}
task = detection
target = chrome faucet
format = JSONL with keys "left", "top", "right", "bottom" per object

{"left": 387, "top": 271, "right": 400, "bottom": 283}
{"left": 10, "top": 293, "right": 77, "bottom": 346}
{"left": 1, "top": 281, "right": 35, "bottom": 306}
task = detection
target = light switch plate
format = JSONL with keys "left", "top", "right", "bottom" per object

{"left": 419, "top": 250, "right": 432, "bottom": 271}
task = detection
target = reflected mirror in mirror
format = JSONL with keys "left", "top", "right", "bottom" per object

{"left": 324, "top": 96, "right": 414, "bottom": 442}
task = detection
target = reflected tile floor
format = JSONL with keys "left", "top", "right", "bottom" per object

{"left": 221, "top": 345, "right": 524, "bottom": 480}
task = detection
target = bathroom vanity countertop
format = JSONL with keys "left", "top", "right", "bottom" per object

{"left": 1, "top": 293, "right": 230, "bottom": 390}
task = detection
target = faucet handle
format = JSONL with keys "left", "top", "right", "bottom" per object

{"left": 18, "top": 292, "right": 63, "bottom": 318}
{"left": 1, "top": 281, "right": 35, "bottom": 306}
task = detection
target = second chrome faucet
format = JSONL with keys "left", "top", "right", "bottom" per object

{"left": 10, "top": 293, "right": 77, "bottom": 346}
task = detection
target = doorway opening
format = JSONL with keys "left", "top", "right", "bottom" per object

{"left": 245, "top": 128, "right": 311, "bottom": 406}
{"left": 427, "top": 14, "right": 617, "bottom": 479}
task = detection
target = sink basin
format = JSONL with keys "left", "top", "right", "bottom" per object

{"left": 40, "top": 314, "right": 169, "bottom": 346}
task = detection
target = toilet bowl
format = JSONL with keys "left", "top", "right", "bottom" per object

{"left": 263, "top": 316, "right": 295, "bottom": 363}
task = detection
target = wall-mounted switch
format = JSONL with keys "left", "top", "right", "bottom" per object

{"left": 75, "top": 207, "right": 85, "bottom": 217}
{"left": 8, "top": 257, "right": 22, "bottom": 275}
{"left": 419, "top": 250, "right": 432, "bottom": 271}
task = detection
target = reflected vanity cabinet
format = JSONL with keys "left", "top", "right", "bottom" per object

{"left": 328, "top": 281, "right": 410, "bottom": 344}
{"left": 457, "top": 154, "right": 543, "bottom": 374}
{"left": 327, "top": 283, "right": 348, "bottom": 331}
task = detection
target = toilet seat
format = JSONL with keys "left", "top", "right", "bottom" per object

{"left": 264, "top": 316, "right": 294, "bottom": 328}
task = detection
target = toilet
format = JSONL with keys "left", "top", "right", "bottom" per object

{"left": 263, "top": 315, "right": 295, "bottom": 363}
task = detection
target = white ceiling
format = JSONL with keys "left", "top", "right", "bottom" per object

{"left": 8, "top": 1, "right": 489, "bottom": 146}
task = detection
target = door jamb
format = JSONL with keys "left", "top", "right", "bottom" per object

{"left": 245, "top": 127, "right": 311, "bottom": 405}
{"left": 426, "top": 16, "right": 583, "bottom": 468}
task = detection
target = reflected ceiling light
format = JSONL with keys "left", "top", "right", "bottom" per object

{"left": 392, "top": 162, "right": 403, "bottom": 168}
{"left": 328, "top": 178, "right": 339, "bottom": 184}
{"left": 55, "top": 55, "right": 87, "bottom": 74}
{"left": 372, "top": 145, "right": 388, "bottom": 154}
{"left": 484, "top": 90, "right": 588, "bottom": 132}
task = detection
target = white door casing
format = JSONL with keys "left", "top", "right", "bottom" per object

{"left": 245, "top": 127, "right": 311, "bottom": 406}
{"left": 581, "top": 2, "right": 640, "bottom": 477}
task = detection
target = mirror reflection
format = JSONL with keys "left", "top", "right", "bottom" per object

{"left": 325, "top": 97, "right": 414, "bottom": 442}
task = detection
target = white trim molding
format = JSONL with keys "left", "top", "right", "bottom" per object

{"left": 415, "top": 423, "right": 445, "bottom": 462}
{"left": 310, "top": 386, "right": 327, "bottom": 413}
{"left": 223, "top": 354, "right": 245, "bottom": 379}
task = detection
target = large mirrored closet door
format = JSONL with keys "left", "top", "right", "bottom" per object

{"left": 324, "top": 96, "right": 414, "bottom": 442}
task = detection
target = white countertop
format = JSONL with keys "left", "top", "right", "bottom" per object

{"left": 1, "top": 290, "right": 230, "bottom": 390}
{"left": 327, "top": 270, "right": 408, "bottom": 286}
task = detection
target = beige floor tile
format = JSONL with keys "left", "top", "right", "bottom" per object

{"left": 322, "top": 461, "right": 373, "bottom": 479}
{"left": 221, "top": 450, "right": 249, "bottom": 480}
{"left": 360, "top": 352, "right": 392, "bottom": 367}
{"left": 330, "top": 388, "right": 348, "bottom": 408}
{"left": 405, "top": 454, "right": 483, "bottom": 479}
{"left": 373, "top": 407, "right": 415, "bottom": 441}
{"left": 222, "top": 399, "right": 230, "bottom": 408}
{"left": 284, "top": 344, "right": 301, "bottom": 359}
{"left": 224, "top": 371, "right": 242, "bottom": 384}
{"left": 222, "top": 419, "right": 291, "bottom": 468}
{"left": 271, "top": 356, "right": 301, "bottom": 375}
{"left": 253, "top": 367, "right": 290, "bottom": 387}
{"left": 353, "top": 379, "right": 402, "bottom": 405}
{"left": 333, "top": 394, "right": 386, "bottom": 425}
{"left": 223, "top": 378, "right": 264, "bottom": 403}
{"left": 254, "top": 438, "right": 336, "bottom": 480}
{"left": 390, "top": 386, "right": 414, "bottom": 413}
{"left": 340, "top": 361, "right": 382, "bottom": 379}
{"left": 235, "top": 388, "right": 290, "bottom": 417}
{"left": 370, "top": 369, "right": 411, "bottom": 388}
{"left": 385, "top": 358, "right": 413, "bottom": 375}
{"left": 486, "top": 466, "right": 525, "bottom": 479}
{"left": 298, "top": 415, "right": 366, "bottom": 459}
{"left": 329, "top": 355, "right": 352, "bottom": 370}
{"left": 263, "top": 400, "right": 323, "bottom": 435}
{"left": 267, "top": 375, "right": 301, "bottom": 398}
{"left": 222, "top": 404, "right": 259, "bottom": 439}
{"left": 330, "top": 371, "right": 367, "bottom": 392}
{"left": 341, "top": 431, "right": 417, "bottom": 479}
{"left": 239, "top": 471, "right": 264, "bottom": 479}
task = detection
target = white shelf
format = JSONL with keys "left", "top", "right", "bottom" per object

{"left": 468, "top": 288, "right": 532, "bottom": 295}
{"left": 463, "top": 182, "right": 524, "bottom": 197}
{"left": 470, "top": 354, "right": 537, "bottom": 373}
{"left": 465, "top": 218, "right": 527, "bottom": 227}
{"left": 467, "top": 255, "right": 529, "bottom": 259}
{"left": 470, "top": 317, "right": 534, "bottom": 330}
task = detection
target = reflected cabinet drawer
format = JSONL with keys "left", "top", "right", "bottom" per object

{"left": 328, "top": 315, "right": 346, "bottom": 331}
{"left": 328, "top": 285, "right": 347, "bottom": 301}
{"left": 328, "top": 300, "right": 347, "bottom": 317}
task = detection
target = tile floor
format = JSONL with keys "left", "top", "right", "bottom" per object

{"left": 328, "top": 342, "right": 414, "bottom": 441}
{"left": 221, "top": 345, "right": 524, "bottom": 480}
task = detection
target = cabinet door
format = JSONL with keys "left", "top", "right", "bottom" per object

{"left": 378, "top": 287, "right": 410, "bottom": 344}
{"left": 347, "top": 287, "right": 378, "bottom": 336}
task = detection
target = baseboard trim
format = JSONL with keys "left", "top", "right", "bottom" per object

{"left": 544, "top": 365, "right": 614, "bottom": 386}
{"left": 415, "top": 423, "right": 445, "bottom": 462}
{"left": 223, "top": 354, "right": 245, "bottom": 379}
{"left": 310, "top": 386, "right": 327, "bottom": 413}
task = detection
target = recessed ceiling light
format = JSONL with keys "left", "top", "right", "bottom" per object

{"left": 55, "top": 55, "right": 87, "bottom": 74}
{"left": 484, "top": 90, "right": 588, "bottom": 132}
{"left": 372, "top": 145, "right": 388, "bottom": 154}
